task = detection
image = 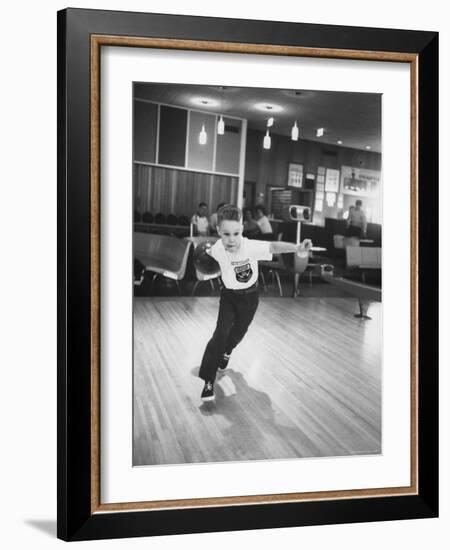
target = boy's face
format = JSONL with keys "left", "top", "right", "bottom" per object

{"left": 217, "top": 219, "right": 243, "bottom": 252}
{"left": 198, "top": 205, "right": 207, "bottom": 217}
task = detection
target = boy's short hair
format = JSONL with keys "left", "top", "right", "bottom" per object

{"left": 217, "top": 204, "right": 242, "bottom": 225}
{"left": 198, "top": 201, "right": 207, "bottom": 208}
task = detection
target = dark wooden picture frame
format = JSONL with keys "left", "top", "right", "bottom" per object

{"left": 57, "top": 8, "right": 438, "bottom": 541}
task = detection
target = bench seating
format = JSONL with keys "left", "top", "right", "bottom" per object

{"left": 134, "top": 232, "right": 192, "bottom": 282}
{"left": 345, "top": 245, "right": 381, "bottom": 283}
{"left": 322, "top": 273, "right": 381, "bottom": 319}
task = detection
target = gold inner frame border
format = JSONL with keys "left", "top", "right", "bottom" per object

{"left": 89, "top": 35, "right": 419, "bottom": 514}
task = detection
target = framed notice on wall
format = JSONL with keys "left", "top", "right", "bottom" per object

{"left": 325, "top": 168, "right": 340, "bottom": 192}
{"left": 287, "top": 163, "right": 303, "bottom": 188}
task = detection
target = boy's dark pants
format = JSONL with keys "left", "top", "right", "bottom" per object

{"left": 199, "top": 288, "right": 259, "bottom": 382}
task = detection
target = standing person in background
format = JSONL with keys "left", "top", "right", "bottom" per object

{"left": 254, "top": 205, "right": 273, "bottom": 236}
{"left": 209, "top": 202, "right": 226, "bottom": 235}
{"left": 346, "top": 199, "right": 367, "bottom": 238}
{"left": 191, "top": 202, "right": 210, "bottom": 236}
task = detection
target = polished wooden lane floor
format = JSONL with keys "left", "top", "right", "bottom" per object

{"left": 133, "top": 297, "right": 381, "bottom": 466}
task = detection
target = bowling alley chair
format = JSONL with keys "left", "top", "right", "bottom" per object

{"left": 133, "top": 258, "right": 145, "bottom": 286}
{"left": 259, "top": 233, "right": 287, "bottom": 296}
{"left": 292, "top": 253, "right": 310, "bottom": 297}
{"left": 134, "top": 233, "right": 192, "bottom": 295}
{"left": 190, "top": 236, "right": 221, "bottom": 296}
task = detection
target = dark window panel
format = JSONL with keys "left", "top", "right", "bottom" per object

{"left": 133, "top": 100, "right": 158, "bottom": 163}
{"left": 158, "top": 106, "right": 187, "bottom": 167}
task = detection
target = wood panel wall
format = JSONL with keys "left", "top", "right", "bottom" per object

{"left": 134, "top": 164, "right": 238, "bottom": 217}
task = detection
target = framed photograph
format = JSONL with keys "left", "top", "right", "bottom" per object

{"left": 57, "top": 8, "right": 438, "bottom": 542}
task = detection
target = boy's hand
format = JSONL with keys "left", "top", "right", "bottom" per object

{"left": 301, "top": 239, "right": 313, "bottom": 250}
{"left": 296, "top": 239, "right": 313, "bottom": 257}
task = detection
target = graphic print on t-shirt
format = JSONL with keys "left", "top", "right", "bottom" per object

{"left": 234, "top": 262, "right": 253, "bottom": 283}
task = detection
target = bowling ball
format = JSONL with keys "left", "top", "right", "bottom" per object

{"left": 193, "top": 241, "right": 220, "bottom": 275}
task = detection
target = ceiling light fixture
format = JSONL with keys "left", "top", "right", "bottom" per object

{"left": 365, "top": 145, "right": 371, "bottom": 150}
{"left": 190, "top": 97, "right": 220, "bottom": 108}
{"left": 263, "top": 129, "right": 271, "bottom": 150}
{"left": 254, "top": 102, "right": 284, "bottom": 114}
{"left": 337, "top": 140, "right": 343, "bottom": 145}
{"left": 291, "top": 121, "right": 299, "bottom": 141}
{"left": 316, "top": 127, "right": 324, "bottom": 137}
{"left": 217, "top": 115, "right": 225, "bottom": 135}
{"left": 267, "top": 117, "right": 274, "bottom": 127}
{"left": 217, "top": 87, "right": 225, "bottom": 135}
{"left": 199, "top": 124, "right": 207, "bottom": 145}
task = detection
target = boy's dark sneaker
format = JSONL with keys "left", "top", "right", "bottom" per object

{"left": 218, "top": 353, "right": 231, "bottom": 370}
{"left": 201, "top": 381, "right": 215, "bottom": 401}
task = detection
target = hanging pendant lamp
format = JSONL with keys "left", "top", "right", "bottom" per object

{"left": 263, "top": 129, "right": 271, "bottom": 150}
{"left": 199, "top": 124, "right": 207, "bottom": 145}
{"left": 217, "top": 115, "right": 225, "bottom": 135}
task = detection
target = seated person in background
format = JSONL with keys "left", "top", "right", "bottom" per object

{"left": 346, "top": 199, "right": 367, "bottom": 238}
{"left": 254, "top": 204, "right": 273, "bottom": 236}
{"left": 191, "top": 202, "right": 210, "bottom": 236}
{"left": 242, "top": 207, "right": 261, "bottom": 238}
{"left": 209, "top": 202, "right": 226, "bottom": 235}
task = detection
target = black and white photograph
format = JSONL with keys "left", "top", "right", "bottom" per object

{"left": 132, "top": 83, "right": 383, "bottom": 467}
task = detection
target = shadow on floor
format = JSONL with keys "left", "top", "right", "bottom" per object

{"left": 197, "top": 369, "right": 326, "bottom": 459}
{"left": 25, "top": 519, "right": 56, "bottom": 538}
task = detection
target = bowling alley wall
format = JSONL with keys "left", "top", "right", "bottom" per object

{"left": 133, "top": 96, "right": 381, "bottom": 231}
{"left": 244, "top": 128, "right": 381, "bottom": 225}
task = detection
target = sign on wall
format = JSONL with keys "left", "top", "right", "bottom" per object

{"left": 325, "top": 168, "right": 340, "bottom": 192}
{"left": 287, "top": 163, "right": 303, "bottom": 188}
{"left": 340, "top": 165, "right": 381, "bottom": 196}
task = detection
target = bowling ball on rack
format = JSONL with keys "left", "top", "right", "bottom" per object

{"left": 193, "top": 241, "right": 220, "bottom": 275}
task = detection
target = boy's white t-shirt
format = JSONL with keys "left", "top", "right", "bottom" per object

{"left": 209, "top": 237, "right": 272, "bottom": 290}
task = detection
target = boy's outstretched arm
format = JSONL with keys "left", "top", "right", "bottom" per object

{"left": 269, "top": 239, "right": 313, "bottom": 254}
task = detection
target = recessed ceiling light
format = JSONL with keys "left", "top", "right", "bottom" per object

{"left": 267, "top": 117, "right": 274, "bottom": 127}
{"left": 316, "top": 128, "right": 324, "bottom": 137}
{"left": 337, "top": 140, "right": 343, "bottom": 145}
{"left": 365, "top": 145, "right": 371, "bottom": 150}
{"left": 254, "top": 102, "right": 284, "bottom": 113}
{"left": 190, "top": 97, "right": 220, "bottom": 108}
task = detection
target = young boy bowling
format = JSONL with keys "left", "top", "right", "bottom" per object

{"left": 199, "top": 204, "right": 312, "bottom": 401}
